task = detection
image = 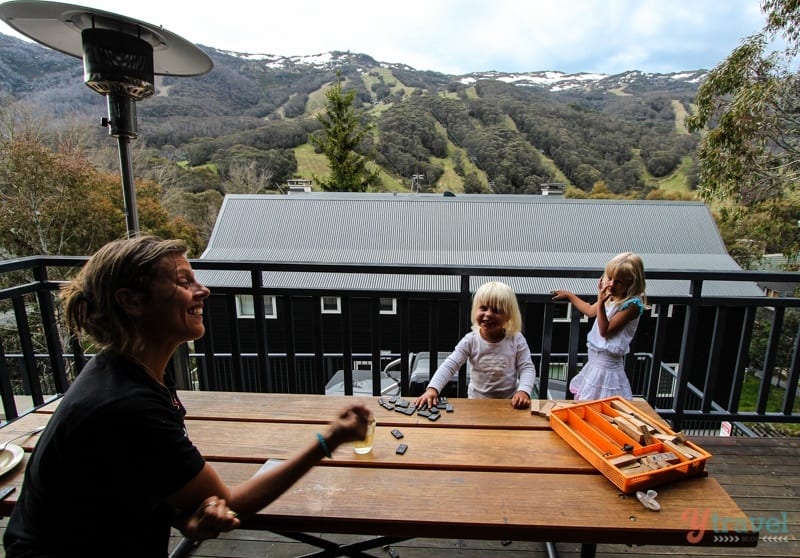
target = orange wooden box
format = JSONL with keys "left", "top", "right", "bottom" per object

{"left": 549, "top": 396, "right": 711, "bottom": 493}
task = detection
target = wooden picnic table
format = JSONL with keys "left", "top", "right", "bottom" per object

{"left": 0, "top": 392, "right": 758, "bottom": 557}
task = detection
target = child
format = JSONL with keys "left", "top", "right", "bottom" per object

{"left": 551, "top": 252, "right": 647, "bottom": 401}
{"left": 414, "top": 281, "right": 536, "bottom": 410}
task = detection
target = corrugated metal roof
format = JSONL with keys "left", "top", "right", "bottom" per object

{"left": 197, "top": 193, "right": 761, "bottom": 297}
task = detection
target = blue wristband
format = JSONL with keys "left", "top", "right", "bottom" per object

{"left": 316, "top": 433, "right": 332, "bottom": 458}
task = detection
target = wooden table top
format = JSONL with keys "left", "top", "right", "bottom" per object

{"left": 0, "top": 392, "right": 758, "bottom": 549}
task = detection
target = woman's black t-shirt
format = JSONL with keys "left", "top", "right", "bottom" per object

{"left": 4, "top": 350, "right": 206, "bottom": 557}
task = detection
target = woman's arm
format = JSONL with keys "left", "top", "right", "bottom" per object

{"left": 168, "top": 402, "right": 370, "bottom": 537}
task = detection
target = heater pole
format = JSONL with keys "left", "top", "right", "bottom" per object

{"left": 117, "top": 135, "right": 139, "bottom": 235}
{"left": 0, "top": 2, "right": 213, "bottom": 240}
{"left": 104, "top": 94, "right": 140, "bottom": 235}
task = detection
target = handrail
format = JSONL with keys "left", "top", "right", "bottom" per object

{"left": 1, "top": 256, "right": 799, "bottom": 432}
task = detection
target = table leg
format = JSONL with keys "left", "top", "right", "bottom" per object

{"left": 546, "top": 541, "right": 597, "bottom": 558}
{"left": 169, "top": 537, "right": 201, "bottom": 558}
{"left": 277, "top": 532, "right": 408, "bottom": 558}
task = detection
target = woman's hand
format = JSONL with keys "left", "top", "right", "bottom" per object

{"left": 511, "top": 391, "right": 531, "bottom": 409}
{"left": 324, "top": 403, "right": 372, "bottom": 450}
{"left": 414, "top": 387, "right": 439, "bottom": 409}
{"left": 180, "top": 497, "right": 240, "bottom": 540}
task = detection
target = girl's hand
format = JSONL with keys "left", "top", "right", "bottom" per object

{"left": 414, "top": 388, "right": 439, "bottom": 409}
{"left": 511, "top": 391, "right": 530, "bottom": 409}
{"left": 551, "top": 289, "right": 570, "bottom": 300}
{"left": 597, "top": 275, "right": 612, "bottom": 302}
{"left": 181, "top": 497, "right": 240, "bottom": 540}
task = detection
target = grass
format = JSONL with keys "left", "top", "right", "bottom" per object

{"left": 304, "top": 83, "right": 334, "bottom": 117}
{"left": 739, "top": 373, "right": 800, "bottom": 435}
{"left": 293, "top": 144, "right": 330, "bottom": 179}
{"left": 292, "top": 144, "right": 406, "bottom": 192}
{"left": 608, "top": 87, "right": 632, "bottom": 97}
{"left": 671, "top": 100, "right": 690, "bottom": 134}
{"left": 654, "top": 155, "right": 695, "bottom": 193}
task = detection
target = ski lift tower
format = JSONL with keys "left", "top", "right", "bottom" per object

{"left": 0, "top": 1, "right": 213, "bottom": 235}
{"left": 411, "top": 173, "right": 425, "bottom": 193}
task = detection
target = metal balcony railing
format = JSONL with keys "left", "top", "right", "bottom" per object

{"left": 1, "top": 256, "right": 799, "bottom": 434}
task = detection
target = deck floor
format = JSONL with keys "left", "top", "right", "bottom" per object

{"left": 1, "top": 436, "right": 797, "bottom": 557}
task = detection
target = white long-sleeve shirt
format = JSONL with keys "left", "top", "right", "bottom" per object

{"left": 427, "top": 331, "right": 537, "bottom": 399}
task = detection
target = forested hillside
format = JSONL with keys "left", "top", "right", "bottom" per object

{"left": 0, "top": 32, "right": 702, "bottom": 195}
{"left": 1, "top": 32, "right": 706, "bottom": 252}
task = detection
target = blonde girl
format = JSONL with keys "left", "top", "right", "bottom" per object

{"left": 551, "top": 252, "right": 647, "bottom": 400}
{"left": 414, "top": 281, "right": 536, "bottom": 409}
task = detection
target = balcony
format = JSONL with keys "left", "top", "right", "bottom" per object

{"left": 2, "top": 256, "right": 799, "bottom": 431}
{"left": 2, "top": 256, "right": 800, "bottom": 557}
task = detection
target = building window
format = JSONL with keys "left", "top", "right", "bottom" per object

{"left": 236, "top": 295, "right": 277, "bottom": 319}
{"left": 379, "top": 297, "right": 397, "bottom": 315}
{"left": 651, "top": 304, "right": 674, "bottom": 318}
{"left": 321, "top": 296, "right": 341, "bottom": 314}
{"left": 553, "top": 303, "right": 588, "bottom": 323}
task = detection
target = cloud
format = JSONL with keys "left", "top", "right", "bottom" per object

{"left": 0, "top": 0, "right": 767, "bottom": 75}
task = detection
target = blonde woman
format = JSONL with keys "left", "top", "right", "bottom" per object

{"left": 4, "top": 236, "right": 370, "bottom": 557}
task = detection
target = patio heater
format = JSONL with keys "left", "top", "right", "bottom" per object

{"left": 0, "top": 1, "right": 213, "bottom": 235}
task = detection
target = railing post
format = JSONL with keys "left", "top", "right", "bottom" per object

{"left": 311, "top": 295, "right": 325, "bottom": 394}
{"left": 673, "top": 279, "right": 703, "bottom": 431}
{"left": 284, "top": 296, "right": 297, "bottom": 393}
{"left": 646, "top": 307, "right": 669, "bottom": 403}
{"left": 370, "top": 297, "right": 382, "bottom": 396}
{"left": 251, "top": 270, "right": 272, "bottom": 393}
{"left": 225, "top": 293, "right": 243, "bottom": 392}
{"left": 783, "top": 324, "right": 800, "bottom": 415}
{"left": 757, "top": 306, "right": 784, "bottom": 414}
{"left": 13, "top": 296, "right": 44, "bottom": 405}
{"left": 427, "top": 299, "right": 439, "bottom": 386}
{"left": 729, "top": 306, "right": 755, "bottom": 412}
{"left": 538, "top": 301, "right": 553, "bottom": 400}
{"left": 565, "top": 305, "right": 582, "bottom": 400}
{"left": 32, "top": 265, "right": 68, "bottom": 393}
{"left": 0, "top": 337, "right": 18, "bottom": 421}
{"left": 400, "top": 297, "right": 410, "bottom": 396}
{"left": 342, "top": 295, "right": 353, "bottom": 396}
{"left": 457, "top": 276, "right": 470, "bottom": 397}
{"left": 200, "top": 302, "right": 215, "bottom": 391}
{"left": 701, "top": 306, "right": 727, "bottom": 413}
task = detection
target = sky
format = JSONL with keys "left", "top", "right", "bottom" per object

{"left": 0, "top": 0, "right": 769, "bottom": 75}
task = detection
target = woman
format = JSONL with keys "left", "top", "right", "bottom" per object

{"left": 4, "top": 235, "right": 371, "bottom": 557}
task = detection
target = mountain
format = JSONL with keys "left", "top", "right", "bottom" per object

{"left": 0, "top": 32, "right": 704, "bottom": 196}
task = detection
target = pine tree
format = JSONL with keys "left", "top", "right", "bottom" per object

{"left": 310, "top": 76, "right": 380, "bottom": 192}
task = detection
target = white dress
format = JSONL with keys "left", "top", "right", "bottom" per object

{"left": 568, "top": 297, "right": 644, "bottom": 401}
